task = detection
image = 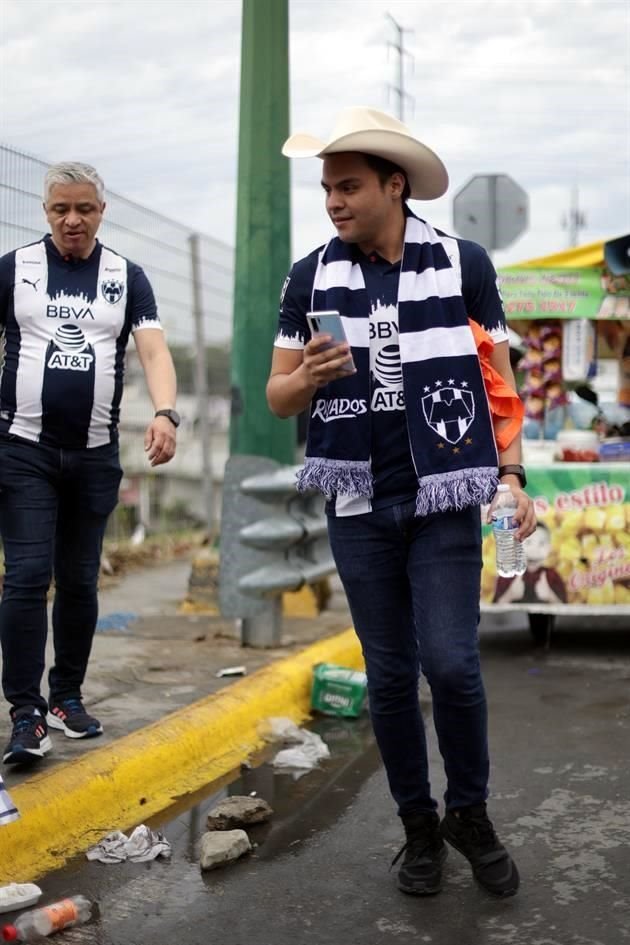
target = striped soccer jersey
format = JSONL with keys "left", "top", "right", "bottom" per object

{"left": 0, "top": 235, "right": 161, "bottom": 448}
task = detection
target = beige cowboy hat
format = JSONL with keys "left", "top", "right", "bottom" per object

{"left": 282, "top": 106, "right": 449, "bottom": 200}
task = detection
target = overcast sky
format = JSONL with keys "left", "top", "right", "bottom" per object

{"left": 1, "top": 0, "right": 628, "bottom": 270}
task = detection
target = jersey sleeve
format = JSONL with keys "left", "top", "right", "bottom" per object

{"left": 0, "top": 252, "right": 15, "bottom": 332}
{"left": 127, "top": 263, "right": 162, "bottom": 332}
{"left": 274, "top": 250, "right": 319, "bottom": 350}
{"left": 460, "top": 241, "right": 508, "bottom": 344}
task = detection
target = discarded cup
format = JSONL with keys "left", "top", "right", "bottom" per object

{"left": 0, "top": 886, "right": 42, "bottom": 915}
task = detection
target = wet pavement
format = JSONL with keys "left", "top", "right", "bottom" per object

{"left": 1, "top": 556, "right": 354, "bottom": 793}
{"left": 8, "top": 620, "right": 630, "bottom": 945}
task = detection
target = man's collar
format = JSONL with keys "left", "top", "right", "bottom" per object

{"left": 349, "top": 241, "right": 403, "bottom": 269}
{"left": 44, "top": 233, "right": 100, "bottom": 262}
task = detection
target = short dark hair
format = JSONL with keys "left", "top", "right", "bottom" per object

{"left": 362, "top": 153, "right": 411, "bottom": 202}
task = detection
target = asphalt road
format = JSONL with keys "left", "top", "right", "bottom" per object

{"left": 12, "top": 620, "right": 630, "bottom": 945}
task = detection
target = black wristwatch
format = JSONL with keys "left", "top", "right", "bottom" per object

{"left": 498, "top": 464, "right": 527, "bottom": 488}
{"left": 154, "top": 408, "right": 181, "bottom": 428}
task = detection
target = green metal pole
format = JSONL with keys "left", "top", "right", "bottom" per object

{"left": 230, "top": 0, "right": 295, "bottom": 461}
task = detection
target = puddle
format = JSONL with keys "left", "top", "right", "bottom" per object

{"left": 147, "top": 713, "right": 379, "bottom": 866}
{"left": 28, "top": 715, "right": 379, "bottom": 943}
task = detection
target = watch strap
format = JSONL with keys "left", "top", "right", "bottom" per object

{"left": 154, "top": 408, "right": 180, "bottom": 428}
{"left": 498, "top": 464, "right": 526, "bottom": 488}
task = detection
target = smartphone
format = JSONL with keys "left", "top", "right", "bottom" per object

{"left": 306, "top": 310, "right": 356, "bottom": 374}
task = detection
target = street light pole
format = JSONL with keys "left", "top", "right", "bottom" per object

{"left": 229, "top": 0, "right": 295, "bottom": 462}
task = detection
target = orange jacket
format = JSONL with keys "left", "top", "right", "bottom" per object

{"left": 469, "top": 318, "right": 524, "bottom": 452}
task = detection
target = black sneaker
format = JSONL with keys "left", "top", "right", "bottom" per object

{"left": 392, "top": 812, "right": 448, "bottom": 896}
{"left": 47, "top": 698, "right": 103, "bottom": 739}
{"left": 440, "top": 803, "right": 520, "bottom": 897}
{"left": 3, "top": 707, "right": 52, "bottom": 765}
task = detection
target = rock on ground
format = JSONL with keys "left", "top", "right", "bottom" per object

{"left": 206, "top": 795, "right": 273, "bottom": 830}
{"left": 199, "top": 830, "right": 251, "bottom": 871}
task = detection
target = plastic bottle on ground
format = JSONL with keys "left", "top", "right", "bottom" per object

{"left": 1, "top": 895, "right": 92, "bottom": 942}
{"left": 492, "top": 484, "right": 526, "bottom": 578}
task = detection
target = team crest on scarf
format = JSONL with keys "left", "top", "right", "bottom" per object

{"left": 421, "top": 382, "right": 475, "bottom": 444}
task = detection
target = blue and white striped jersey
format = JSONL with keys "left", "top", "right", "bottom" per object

{"left": 0, "top": 235, "right": 162, "bottom": 448}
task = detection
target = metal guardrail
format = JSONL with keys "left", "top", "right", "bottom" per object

{"left": 218, "top": 455, "right": 335, "bottom": 646}
{"left": 0, "top": 143, "right": 234, "bottom": 348}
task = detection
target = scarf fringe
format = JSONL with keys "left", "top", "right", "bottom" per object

{"left": 296, "top": 458, "right": 373, "bottom": 499}
{"left": 416, "top": 468, "right": 499, "bottom": 516}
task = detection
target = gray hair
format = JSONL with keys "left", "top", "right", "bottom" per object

{"left": 44, "top": 162, "right": 105, "bottom": 203}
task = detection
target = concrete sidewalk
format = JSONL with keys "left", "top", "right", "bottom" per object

{"left": 0, "top": 555, "right": 359, "bottom": 882}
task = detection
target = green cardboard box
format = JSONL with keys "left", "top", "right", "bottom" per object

{"left": 310, "top": 662, "right": 368, "bottom": 718}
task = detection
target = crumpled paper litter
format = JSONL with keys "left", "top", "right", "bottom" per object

{"left": 86, "top": 824, "right": 172, "bottom": 863}
{"left": 262, "top": 717, "right": 330, "bottom": 776}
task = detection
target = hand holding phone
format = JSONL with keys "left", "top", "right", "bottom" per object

{"left": 306, "top": 310, "right": 356, "bottom": 374}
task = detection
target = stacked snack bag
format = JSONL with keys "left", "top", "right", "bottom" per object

{"left": 518, "top": 322, "right": 568, "bottom": 439}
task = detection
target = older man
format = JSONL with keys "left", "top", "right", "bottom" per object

{"left": 0, "top": 161, "right": 179, "bottom": 764}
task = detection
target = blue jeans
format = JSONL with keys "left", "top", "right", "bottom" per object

{"left": 327, "top": 499, "right": 488, "bottom": 817}
{"left": 0, "top": 435, "right": 122, "bottom": 714}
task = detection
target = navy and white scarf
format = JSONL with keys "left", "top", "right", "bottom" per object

{"left": 297, "top": 212, "right": 499, "bottom": 515}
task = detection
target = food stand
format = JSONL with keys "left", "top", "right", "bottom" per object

{"left": 482, "top": 238, "right": 630, "bottom": 642}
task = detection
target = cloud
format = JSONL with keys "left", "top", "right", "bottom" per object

{"left": 0, "top": 0, "right": 627, "bottom": 277}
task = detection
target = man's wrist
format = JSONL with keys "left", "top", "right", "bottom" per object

{"left": 154, "top": 408, "right": 180, "bottom": 428}
{"left": 498, "top": 463, "right": 526, "bottom": 488}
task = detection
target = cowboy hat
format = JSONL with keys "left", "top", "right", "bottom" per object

{"left": 282, "top": 106, "right": 449, "bottom": 200}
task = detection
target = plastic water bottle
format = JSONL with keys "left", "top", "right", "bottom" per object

{"left": 1, "top": 895, "right": 92, "bottom": 941}
{"left": 492, "top": 485, "right": 526, "bottom": 578}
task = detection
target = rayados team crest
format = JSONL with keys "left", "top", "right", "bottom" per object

{"left": 421, "top": 383, "right": 475, "bottom": 444}
{"left": 101, "top": 279, "right": 124, "bottom": 304}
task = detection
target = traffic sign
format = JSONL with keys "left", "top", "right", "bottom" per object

{"left": 452, "top": 174, "right": 528, "bottom": 252}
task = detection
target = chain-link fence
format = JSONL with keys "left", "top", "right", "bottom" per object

{"left": 0, "top": 143, "right": 235, "bottom": 541}
{"left": 0, "top": 143, "right": 233, "bottom": 347}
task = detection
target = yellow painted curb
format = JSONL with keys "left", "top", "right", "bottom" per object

{"left": 0, "top": 628, "right": 363, "bottom": 883}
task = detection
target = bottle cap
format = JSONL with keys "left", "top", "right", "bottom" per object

{"left": 496, "top": 484, "right": 510, "bottom": 492}
{"left": 1, "top": 926, "right": 19, "bottom": 942}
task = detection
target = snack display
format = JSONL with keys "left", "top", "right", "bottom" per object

{"left": 518, "top": 321, "right": 568, "bottom": 438}
{"left": 494, "top": 242, "right": 629, "bottom": 620}
{"left": 482, "top": 472, "right": 630, "bottom": 607}
{"left": 554, "top": 430, "right": 600, "bottom": 463}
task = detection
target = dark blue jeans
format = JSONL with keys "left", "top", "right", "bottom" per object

{"left": 0, "top": 435, "right": 122, "bottom": 714}
{"left": 328, "top": 499, "right": 488, "bottom": 817}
